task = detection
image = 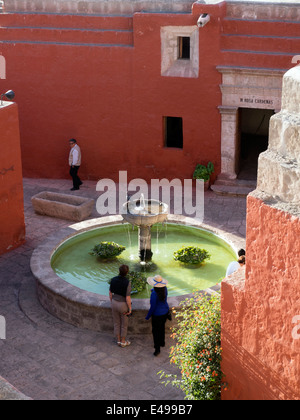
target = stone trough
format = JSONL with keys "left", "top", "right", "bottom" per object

{"left": 31, "top": 191, "right": 94, "bottom": 222}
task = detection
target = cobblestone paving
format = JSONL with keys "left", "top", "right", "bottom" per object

{"left": 0, "top": 178, "right": 247, "bottom": 400}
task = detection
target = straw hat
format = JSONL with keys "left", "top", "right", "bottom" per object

{"left": 147, "top": 274, "right": 168, "bottom": 288}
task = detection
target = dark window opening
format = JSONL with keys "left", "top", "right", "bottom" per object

{"left": 164, "top": 116, "right": 183, "bottom": 148}
{"left": 178, "top": 37, "right": 190, "bottom": 60}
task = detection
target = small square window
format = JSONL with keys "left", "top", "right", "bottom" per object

{"left": 164, "top": 116, "right": 183, "bottom": 149}
{"left": 161, "top": 26, "right": 199, "bottom": 78}
{"left": 178, "top": 37, "right": 190, "bottom": 60}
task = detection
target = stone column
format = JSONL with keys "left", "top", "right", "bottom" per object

{"left": 218, "top": 106, "right": 239, "bottom": 179}
{"left": 256, "top": 68, "right": 300, "bottom": 204}
{"left": 138, "top": 225, "right": 153, "bottom": 262}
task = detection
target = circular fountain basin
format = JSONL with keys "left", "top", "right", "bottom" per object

{"left": 30, "top": 215, "right": 241, "bottom": 334}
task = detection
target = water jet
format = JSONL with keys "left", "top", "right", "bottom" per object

{"left": 122, "top": 194, "right": 168, "bottom": 262}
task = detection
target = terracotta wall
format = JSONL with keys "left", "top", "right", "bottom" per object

{"left": 0, "top": 4, "right": 224, "bottom": 183}
{"left": 0, "top": 103, "right": 25, "bottom": 254}
{"left": 0, "top": 3, "right": 296, "bottom": 180}
{"left": 221, "top": 195, "right": 300, "bottom": 400}
{"left": 0, "top": 1, "right": 298, "bottom": 183}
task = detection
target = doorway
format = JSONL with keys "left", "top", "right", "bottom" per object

{"left": 238, "top": 108, "right": 274, "bottom": 181}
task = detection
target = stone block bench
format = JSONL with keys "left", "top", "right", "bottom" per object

{"left": 31, "top": 191, "right": 94, "bottom": 222}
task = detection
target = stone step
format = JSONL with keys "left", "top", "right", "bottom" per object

{"left": 211, "top": 179, "right": 256, "bottom": 197}
{"left": 214, "top": 177, "right": 257, "bottom": 188}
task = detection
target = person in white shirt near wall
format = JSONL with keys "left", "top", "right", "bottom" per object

{"left": 69, "top": 138, "right": 82, "bottom": 191}
{"left": 225, "top": 248, "right": 245, "bottom": 277}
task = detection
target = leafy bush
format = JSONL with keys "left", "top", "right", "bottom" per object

{"left": 193, "top": 162, "right": 214, "bottom": 182}
{"left": 173, "top": 246, "right": 210, "bottom": 265}
{"left": 128, "top": 271, "right": 147, "bottom": 294}
{"left": 159, "top": 292, "right": 223, "bottom": 400}
{"left": 90, "top": 241, "right": 125, "bottom": 259}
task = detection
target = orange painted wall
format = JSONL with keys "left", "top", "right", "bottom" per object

{"left": 0, "top": 2, "right": 299, "bottom": 183}
{"left": 221, "top": 195, "right": 300, "bottom": 400}
{"left": 130, "top": 3, "right": 226, "bottom": 182}
{"left": 0, "top": 103, "right": 25, "bottom": 254}
{"left": 0, "top": 7, "right": 224, "bottom": 183}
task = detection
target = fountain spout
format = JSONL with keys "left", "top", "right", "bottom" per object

{"left": 139, "top": 193, "right": 146, "bottom": 211}
{"left": 122, "top": 195, "right": 168, "bottom": 262}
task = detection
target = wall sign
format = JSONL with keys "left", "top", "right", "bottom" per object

{"left": 239, "top": 97, "right": 274, "bottom": 106}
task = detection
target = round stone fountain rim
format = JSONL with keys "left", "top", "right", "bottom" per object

{"left": 30, "top": 214, "right": 242, "bottom": 312}
{"left": 122, "top": 197, "right": 169, "bottom": 216}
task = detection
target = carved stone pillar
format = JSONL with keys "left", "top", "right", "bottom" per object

{"left": 218, "top": 106, "right": 239, "bottom": 180}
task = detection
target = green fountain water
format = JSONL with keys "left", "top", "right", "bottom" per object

{"left": 51, "top": 223, "right": 236, "bottom": 298}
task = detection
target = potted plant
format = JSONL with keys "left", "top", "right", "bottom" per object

{"left": 193, "top": 161, "right": 214, "bottom": 190}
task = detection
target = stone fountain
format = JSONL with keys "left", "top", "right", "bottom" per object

{"left": 30, "top": 192, "right": 239, "bottom": 335}
{"left": 122, "top": 194, "right": 168, "bottom": 262}
{"left": 31, "top": 212, "right": 237, "bottom": 334}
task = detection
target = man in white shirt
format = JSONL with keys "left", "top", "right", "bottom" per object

{"left": 69, "top": 138, "right": 82, "bottom": 191}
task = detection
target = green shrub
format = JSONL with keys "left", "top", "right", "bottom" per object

{"left": 159, "top": 292, "right": 223, "bottom": 400}
{"left": 90, "top": 241, "right": 125, "bottom": 259}
{"left": 128, "top": 271, "right": 147, "bottom": 294}
{"left": 173, "top": 246, "right": 210, "bottom": 265}
{"left": 193, "top": 162, "right": 214, "bottom": 182}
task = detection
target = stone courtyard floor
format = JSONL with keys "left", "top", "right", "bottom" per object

{"left": 0, "top": 178, "right": 247, "bottom": 400}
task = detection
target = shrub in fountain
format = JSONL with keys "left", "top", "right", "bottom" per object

{"left": 128, "top": 271, "right": 147, "bottom": 294}
{"left": 90, "top": 241, "right": 125, "bottom": 260}
{"left": 174, "top": 246, "right": 210, "bottom": 265}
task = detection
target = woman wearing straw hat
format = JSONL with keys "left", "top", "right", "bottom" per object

{"left": 145, "top": 274, "right": 169, "bottom": 356}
